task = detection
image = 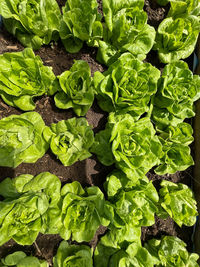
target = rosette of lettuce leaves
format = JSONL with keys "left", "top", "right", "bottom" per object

{"left": 59, "top": 181, "right": 109, "bottom": 242}
{"left": 54, "top": 60, "right": 94, "bottom": 116}
{"left": 155, "top": 123, "right": 194, "bottom": 175}
{"left": 95, "top": 228, "right": 155, "bottom": 267}
{"left": 0, "top": 48, "right": 58, "bottom": 111}
{"left": 154, "top": 15, "right": 200, "bottom": 63}
{"left": 0, "top": 251, "right": 48, "bottom": 267}
{"left": 157, "top": 180, "right": 198, "bottom": 227}
{"left": 43, "top": 117, "right": 94, "bottom": 166}
{"left": 60, "top": 0, "right": 103, "bottom": 53}
{"left": 152, "top": 61, "right": 200, "bottom": 128}
{"left": 145, "top": 236, "right": 199, "bottom": 266}
{"left": 0, "top": 112, "right": 48, "bottom": 168}
{"left": 94, "top": 53, "right": 160, "bottom": 118}
{"left": 104, "top": 173, "right": 159, "bottom": 229}
{"left": 0, "top": 172, "right": 61, "bottom": 246}
{"left": 53, "top": 241, "right": 93, "bottom": 267}
{"left": 97, "top": 0, "right": 156, "bottom": 65}
{"left": 0, "top": 0, "right": 61, "bottom": 50}
{"left": 91, "top": 113, "right": 162, "bottom": 177}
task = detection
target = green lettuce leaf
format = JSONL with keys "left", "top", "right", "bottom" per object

{"left": 97, "top": 0, "right": 155, "bottom": 65}
{"left": 157, "top": 0, "right": 200, "bottom": 17}
{"left": 0, "top": 0, "right": 61, "bottom": 50}
{"left": 0, "top": 172, "right": 61, "bottom": 246}
{"left": 60, "top": 0, "right": 103, "bottom": 53}
{"left": 152, "top": 61, "right": 200, "bottom": 128}
{"left": 90, "top": 126, "right": 115, "bottom": 166}
{"left": 0, "top": 48, "right": 58, "bottom": 111}
{"left": 0, "top": 112, "right": 48, "bottom": 168}
{"left": 94, "top": 53, "right": 160, "bottom": 118}
{"left": 157, "top": 180, "right": 198, "bottom": 227}
{"left": 154, "top": 15, "right": 200, "bottom": 63}
{"left": 43, "top": 117, "right": 94, "bottom": 166}
{"left": 59, "top": 181, "right": 109, "bottom": 242}
{"left": 53, "top": 241, "right": 93, "bottom": 267}
{"left": 54, "top": 60, "right": 94, "bottom": 116}
{"left": 0, "top": 251, "right": 48, "bottom": 267}
{"left": 145, "top": 236, "right": 199, "bottom": 266}
{"left": 155, "top": 123, "right": 194, "bottom": 174}
{"left": 104, "top": 170, "right": 149, "bottom": 194}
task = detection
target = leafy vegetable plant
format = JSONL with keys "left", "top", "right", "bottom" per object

{"left": 0, "top": 112, "right": 48, "bottom": 168}
{"left": 59, "top": 181, "right": 109, "bottom": 242}
{"left": 95, "top": 229, "right": 155, "bottom": 267}
{"left": 53, "top": 241, "right": 93, "bottom": 267}
{"left": 0, "top": 172, "right": 61, "bottom": 246}
{"left": 0, "top": 48, "right": 58, "bottom": 111}
{"left": 0, "top": 0, "right": 61, "bottom": 50}
{"left": 43, "top": 117, "right": 94, "bottom": 166}
{"left": 152, "top": 61, "right": 200, "bottom": 128}
{"left": 0, "top": 251, "right": 48, "bottom": 267}
{"left": 158, "top": 180, "right": 198, "bottom": 227}
{"left": 104, "top": 172, "right": 159, "bottom": 228}
{"left": 94, "top": 53, "right": 160, "bottom": 118}
{"left": 97, "top": 0, "right": 156, "bottom": 65}
{"left": 55, "top": 60, "right": 94, "bottom": 116}
{"left": 154, "top": 15, "right": 200, "bottom": 63}
{"left": 145, "top": 236, "right": 199, "bottom": 266}
{"left": 155, "top": 123, "right": 194, "bottom": 174}
{"left": 60, "top": 0, "right": 103, "bottom": 53}
{"left": 91, "top": 113, "right": 162, "bottom": 177}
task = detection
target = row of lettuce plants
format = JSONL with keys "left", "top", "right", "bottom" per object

{"left": 0, "top": 236, "right": 199, "bottom": 266}
{"left": 0, "top": 0, "right": 199, "bottom": 64}
{"left": 0, "top": 171, "right": 198, "bottom": 266}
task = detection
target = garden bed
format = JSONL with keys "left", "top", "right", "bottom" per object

{"left": 0, "top": 0, "right": 197, "bottom": 265}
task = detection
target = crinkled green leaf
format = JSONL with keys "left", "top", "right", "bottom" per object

{"left": 0, "top": 251, "right": 48, "bottom": 267}
{"left": 43, "top": 117, "right": 94, "bottom": 166}
{"left": 59, "top": 181, "right": 109, "bottom": 242}
{"left": 0, "top": 0, "right": 61, "bottom": 49}
{"left": 0, "top": 172, "right": 61, "bottom": 245}
{"left": 0, "top": 48, "right": 59, "bottom": 110}
{"left": 154, "top": 16, "right": 200, "bottom": 63}
{"left": 90, "top": 125, "right": 115, "bottom": 166}
{"left": 55, "top": 60, "right": 94, "bottom": 116}
{"left": 60, "top": 0, "right": 103, "bottom": 53}
{"left": 0, "top": 112, "right": 48, "bottom": 168}
{"left": 104, "top": 169, "right": 149, "bottom": 197}
{"left": 145, "top": 236, "right": 199, "bottom": 266}
{"left": 157, "top": 180, "right": 198, "bottom": 227}
{"left": 94, "top": 53, "right": 160, "bottom": 117}
{"left": 158, "top": 0, "right": 200, "bottom": 16}
{"left": 97, "top": 0, "right": 155, "bottom": 65}
{"left": 53, "top": 241, "right": 93, "bottom": 267}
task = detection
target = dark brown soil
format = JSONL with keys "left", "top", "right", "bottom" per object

{"left": 0, "top": 0, "right": 196, "bottom": 264}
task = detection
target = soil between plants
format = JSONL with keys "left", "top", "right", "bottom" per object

{"left": 0, "top": 0, "right": 195, "bottom": 264}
